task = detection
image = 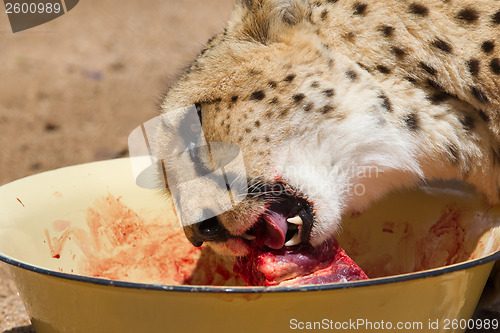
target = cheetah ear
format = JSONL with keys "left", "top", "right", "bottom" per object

{"left": 228, "top": 0, "right": 311, "bottom": 44}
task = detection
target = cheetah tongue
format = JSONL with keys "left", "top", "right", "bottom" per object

{"left": 261, "top": 211, "right": 288, "bottom": 250}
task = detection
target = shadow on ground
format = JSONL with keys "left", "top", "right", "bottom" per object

{"left": 3, "top": 325, "right": 35, "bottom": 333}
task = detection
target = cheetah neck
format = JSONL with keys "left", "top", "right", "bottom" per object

{"left": 279, "top": 77, "right": 499, "bottom": 242}
{"left": 312, "top": 0, "right": 500, "bottom": 140}
{"left": 297, "top": 0, "right": 500, "bottom": 209}
{"left": 384, "top": 80, "right": 500, "bottom": 206}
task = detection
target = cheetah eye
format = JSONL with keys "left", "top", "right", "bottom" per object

{"left": 195, "top": 103, "right": 202, "bottom": 125}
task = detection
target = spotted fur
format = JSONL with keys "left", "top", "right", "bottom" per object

{"left": 157, "top": 0, "right": 499, "bottom": 315}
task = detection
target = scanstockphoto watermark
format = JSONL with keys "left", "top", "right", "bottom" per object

{"left": 289, "top": 318, "right": 499, "bottom": 331}
{"left": 290, "top": 318, "right": 424, "bottom": 331}
{"left": 3, "top": 0, "right": 79, "bottom": 33}
{"left": 246, "top": 169, "right": 378, "bottom": 200}
{"left": 279, "top": 163, "right": 381, "bottom": 198}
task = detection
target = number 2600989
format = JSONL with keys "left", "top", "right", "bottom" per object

{"left": 443, "top": 318, "right": 499, "bottom": 330}
{"left": 5, "top": 2, "right": 62, "bottom": 14}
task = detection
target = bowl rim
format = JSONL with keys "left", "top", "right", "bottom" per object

{"left": 1, "top": 250, "right": 499, "bottom": 293}
{"left": 1, "top": 159, "right": 499, "bottom": 293}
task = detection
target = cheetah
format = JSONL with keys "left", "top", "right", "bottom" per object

{"left": 155, "top": 0, "right": 500, "bottom": 319}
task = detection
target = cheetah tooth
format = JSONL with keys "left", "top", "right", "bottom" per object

{"left": 287, "top": 215, "right": 303, "bottom": 225}
{"left": 241, "top": 233, "right": 256, "bottom": 241}
{"left": 284, "top": 232, "right": 301, "bottom": 247}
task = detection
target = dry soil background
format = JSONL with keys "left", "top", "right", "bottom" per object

{"left": 0, "top": 0, "right": 234, "bottom": 331}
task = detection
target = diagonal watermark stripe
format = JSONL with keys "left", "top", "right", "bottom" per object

{"left": 128, "top": 105, "right": 248, "bottom": 227}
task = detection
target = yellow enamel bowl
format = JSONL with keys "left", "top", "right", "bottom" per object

{"left": 1, "top": 158, "right": 499, "bottom": 333}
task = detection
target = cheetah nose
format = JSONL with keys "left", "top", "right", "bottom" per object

{"left": 184, "top": 216, "right": 231, "bottom": 247}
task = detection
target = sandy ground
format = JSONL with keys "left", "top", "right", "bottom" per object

{"left": 0, "top": 0, "right": 234, "bottom": 331}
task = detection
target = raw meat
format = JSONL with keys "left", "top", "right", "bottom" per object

{"left": 234, "top": 239, "right": 368, "bottom": 286}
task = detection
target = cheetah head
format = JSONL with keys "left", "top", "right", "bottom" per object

{"left": 155, "top": 0, "right": 422, "bottom": 256}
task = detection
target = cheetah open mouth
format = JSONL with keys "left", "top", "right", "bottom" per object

{"left": 233, "top": 182, "right": 368, "bottom": 286}
{"left": 239, "top": 193, "right": 314, "bottom": 250}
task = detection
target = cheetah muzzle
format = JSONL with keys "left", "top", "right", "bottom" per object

{"left": 187, "top": 182, "right": 314, "bottom": 249}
